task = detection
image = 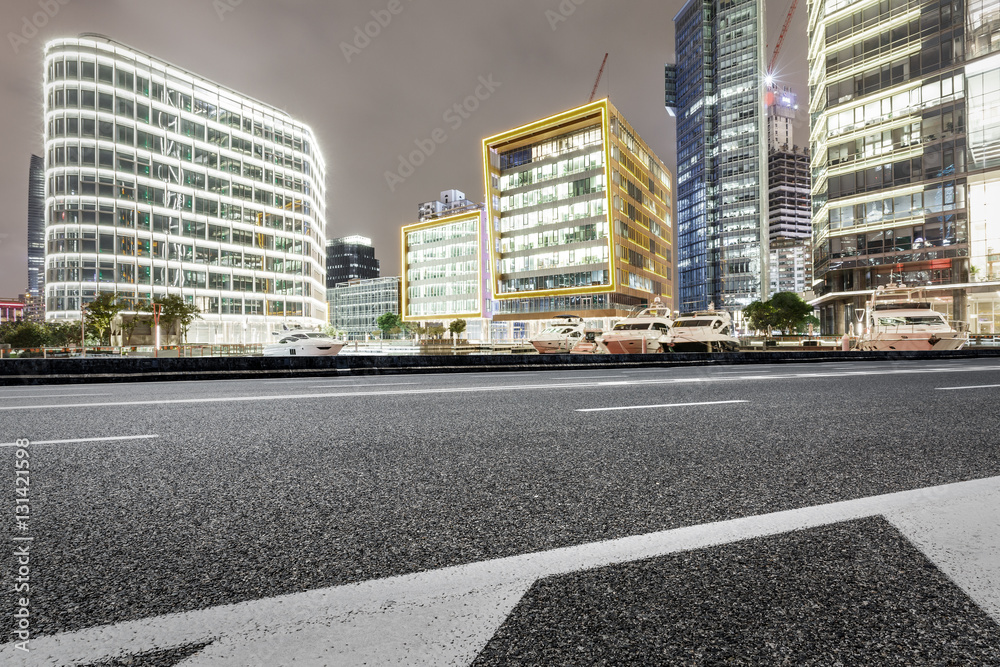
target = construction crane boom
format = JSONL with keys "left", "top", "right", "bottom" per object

{"left": 768, "top": 0, "right": 799, "bottom": 75}
{"left": 589, "top": 53, "right": 609, "bottom": 102}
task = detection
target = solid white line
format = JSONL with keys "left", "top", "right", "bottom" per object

{"left": 0, "top": 434, "right": 159, "bottom": 447}
{"left": 9, "top": 475, "right": 999, "bottom": 666}
{"left": 936, "top": 384, "right": 1000, "bottom": 391}
{"left": 577, "top": 399, "right": 748, "bottom": 413}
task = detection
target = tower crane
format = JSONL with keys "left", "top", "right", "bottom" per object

{"left": 767, "top": 0, "right": 799, "bottom": 86}
{"left": 589, "top": 53, "right": 608, "bottom": 102}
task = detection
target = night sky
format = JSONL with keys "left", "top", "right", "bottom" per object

{"left": 0, "top": 0, "right": 808, "bottom": 294}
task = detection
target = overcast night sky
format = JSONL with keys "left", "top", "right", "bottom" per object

{"left": 0, "top": 0, "right": 808, "bottom": 295}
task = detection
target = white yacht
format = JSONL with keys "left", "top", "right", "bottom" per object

{"left": 529, "top": 315, "right": 589, "bottom": 354}
{"left": 856, "top": 284, "right": 968, "bottom": 351}
{"left": 263, "top": 332, "right": 346, "bottom": 357}
{"left": 662, "top": 309, "right": 740, "bottom": 353}
{"left": 598, "top": 299, "right": 674, "bottom": 354}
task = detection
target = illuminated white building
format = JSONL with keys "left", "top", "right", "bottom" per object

{"left": 43, "top": 35, "right": 328, "bottom": 342}
{"left": 809, "top": 1, "right": 1000, "bottom": 335}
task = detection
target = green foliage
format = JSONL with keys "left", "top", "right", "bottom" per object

{"left": 0, "top": 320, "right": 83, "bottom": 349}
{"left": 743, "top": 301, "right": 778, "bottom": 336}
{"left": 376, "top": 312, "right": 402, "bottom": 335}
{"left": 744, "top": 292, "right": 816, "bottom": 335}
{"left": 448, "top": 319, "right": 467, "bottom": 336}
{"left": 426, "top": 324, "right": 446, "bottom": 338}
{"left": 84, "top": 292, "right": 128, "bottom": 344}
{"left": 143, "top": 295, "right": 201, "bottom": 343}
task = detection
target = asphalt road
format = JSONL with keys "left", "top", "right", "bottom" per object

{"left": 2, "top": 358, "right": 1000, "bottom": 665}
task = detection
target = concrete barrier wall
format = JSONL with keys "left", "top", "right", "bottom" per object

{"left": 1, "top": 349, "right": 1000, "bottom": 386}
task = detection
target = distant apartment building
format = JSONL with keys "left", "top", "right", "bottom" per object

{"left": 769, "top": 238, "right": 813, "bottom": 296}
{"left": 43, "top": 35, "right": 327, "bottom": 343}
{"left": 809, "top": 0, "right": 1000, "bottom": 335}
{"left": 667, "top": 0, "right": 769, "bottom": 312}
{"left": 483, "top": 99, "right": 674, "bottom": 323}
{"left": 418, "top": 189, "right": 478, "bottom": 222}
{"left": 401, "top": 208, "right": 494, "bottom": 340}
{"left": 325, "top": 235, "right": 379, "bottom": 288}
{"left": 766, "top": 89, "right": 813, "bottom": 297}
{"left": 27, "top": 154, "right": 45, "bottom": 318}
{"left": 0, "top": 298, "right": 26, "bottom": 324}
{"left": 327, "top": 276, "right": 400, "bottom": 340}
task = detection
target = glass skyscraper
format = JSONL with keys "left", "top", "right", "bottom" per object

{"left": 669, "top": 0, "right": 769, "bottom": 313}
{"left": 27, "top": 154, "right": 45, "bottom": 315}
{"left": 809, "top": 0, "right": 1000, "bottom": 335}
{"left": 43, "top": 35, "right": 327, "bottom": 343}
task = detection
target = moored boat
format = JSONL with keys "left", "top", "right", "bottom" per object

{"left": 529, "top": 315, "right": 589, "bottom": 354}
{"left": 856, "top": 284, "right": 968, "bottom": 351}
{"left": 661, "top": 308, "right": 740, "bottom": 353}
{"left": 598, "top": 299, "right": 673, "bottom": 354}
{"left": 263, "top": 331, "right": 346, "bottom": 357}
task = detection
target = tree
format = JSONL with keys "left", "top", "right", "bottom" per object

{"left": 376, "top": 312, "right": 402, "bottom": 337}
{"left": 426, "top": 324, "right": 446, "bottom": 339}
{"left": 0, "top": 322, "right": 49, "bottom": 349}
{"left": 84, "top": 292, "right": 127, "bottom": 344}
{"left": 743, "top": 300, "right": 778, "bottom": 337}
{"left": 769, "top": 292, "right": 816, "bottom": 334}
{"left": 448, "top": 319, "right": 467, "bottom": 338}
{"left": 143, "top": 295, "right": 201, "bottom": 344}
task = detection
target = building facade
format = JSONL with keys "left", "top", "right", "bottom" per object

{"left": 483, "top": 99, "right": 674, "bottom": 322}
{"left": 770, "top": 238, "right": 813, "bottom": 295}
{"left": 327, "top": 276, "right": 400, "bottom": 340}
{"left": 401, "top": 208, "right": 493, "bottom": 339}
{"left": 27, "top": 154, "right": 45, "bottom": 319}
{"left": 809, "top": 0, "right": 1000, "bottom": 335}
{"left": 668, "top": 0, "right": 770, "bottom": 313}
{"left": 43, "top": 35, "right": 327, "bottom": 343}
{"left": 325, "top": 235, "right": 379, "bottom": 288}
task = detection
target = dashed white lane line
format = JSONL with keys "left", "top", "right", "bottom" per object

{"left": 936, "top": 384, "right": 1000, "bottom": 391}
{"left": 310, "top": 382, "right": 420, "bottom": 389}
{"left": 2, "top": 364, "right": 999, "bottom": 411}
{"left": 6, "top": 475, "right": 998, "bottom": 666}
{"left": 0, "top": 393, "right": 113, "bottom": 400}
{"left": 577, "top": 400, "right": 749, "bottom": 413}
{"left": 0, "top": 435, "right": 159, "bottom": 447}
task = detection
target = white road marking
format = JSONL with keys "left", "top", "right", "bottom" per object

{"left": 0, "top": 393, "right": 113, "bottom": 399}
{"left": 2, "top": 365, "right": 999, "bottom": 412}
{"left": 577, "top": 400, "right": 749, "bottom": 413}
{"left": 310, "top": 382, "right": 419, "bottom": 389}
{"left": 0, "top": 434, "right": 159, "bottom": 447}
{"left": 936, "top": 384, "right": 1000, "bottom": 391}
{"left": 6, "top": 475, "right": 998, "bottom": 666}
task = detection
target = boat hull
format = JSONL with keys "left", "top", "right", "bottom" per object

{"left": 858, "top": 333, "right": 967, "bottom": 351}
{"left": 262, "top": 342, "right": 345, "bottom": 357}
{"left": 601, "top": 335, "right": 663, "bottom": 355}
{"left": 668, "top": 340, "right": 740, "bottom": 353}
{"left": 530, "top": 339, "right": 574, "bottom": 354}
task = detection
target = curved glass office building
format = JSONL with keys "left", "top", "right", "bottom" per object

{"left": 43, "top": 35, "right": 327, "bottom": 342}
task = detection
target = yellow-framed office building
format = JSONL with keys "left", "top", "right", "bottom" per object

{"left": 483, "top": 99, "right": 675, "bottom": 321}
{"left": 401, "top": 209, "right": 493, "bottom": 338}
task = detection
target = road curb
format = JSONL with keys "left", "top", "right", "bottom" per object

{"left": 1, "top": 349, "right": 999, "bottom": 385}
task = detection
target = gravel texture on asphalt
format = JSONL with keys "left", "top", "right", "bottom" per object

{"left": 3, "top": 362, "right": 1000, "bottom": 640}
{"left": 472, "top": 517, "right": 1000, "bottom": 666}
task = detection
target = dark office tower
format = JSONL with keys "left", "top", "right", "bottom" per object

{"left": 667, "top": 0, "right": 769, "bottom": 313}
{"left": 325, "top": 236, "right": 380, "bottom": 288}
{"left": 27, "top": 154, "right": 45, "bottom": 317}
{"left": 809, "top": 0, "right": 1000, "bottom": 336}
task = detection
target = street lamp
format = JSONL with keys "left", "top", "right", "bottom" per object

{"left": 80, "top": 303, "right": 87, "bottom": 359}
{"left": 152, "top": 303, "right": 163, "bottom": 358}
